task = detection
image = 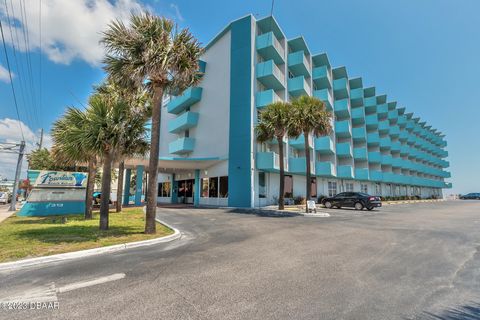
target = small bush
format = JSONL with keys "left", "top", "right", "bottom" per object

{"left": 293, "top": 196, "right": 306, "bottom": 205}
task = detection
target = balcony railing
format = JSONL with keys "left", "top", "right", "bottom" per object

{"left": 336, "top": 142, "right": 353, "bottom": 158}
{"left": 256, "top": 32, "right": 285, "bottom": 64}
{"left": 167, "top": 111, "right": 199, "bottom": 134}
{"left": 288, "top": 75, "right": 309, "bottom": 97}
{"left": 314, "top": 136, "right": 334, "bottom": 154}
{"left": 334, "top": 98, "right": 350, "bottom": 119}
{"left": 351, "top": 107, "right": 365, "bottom": 125}
{"left": 315, "top": 161, "right": 335, "bottom": 177}
{"left": 168, "top": 137, "right": 195, "bottom": 155}
{"left": 335, "top": 120, "right": 352, "bottom": 138}
{"left": 337, "top": 165, "right": 354, "bottom": 179}
{"left": 355, "top": 168, "right": 369, "bottom": 180}
{"left": 256, "top": 60, "right": 285, "bottom": 90}
{"left": 353, "top": 147, "right": 368, "bottom": 161}
{"left": 256, "top": 89, "right": 282, "bottom": 109}
{"left": 313, "top": 89, "right": 333, "bottom": 111}
{"left": 333, "top": 77, "right": 349, "bottom": 100}
{"left": 367, "top": 132, "right": 380, "bottom": 146}
{"left": 312, "top": 65, "right": 332, "bottom": 89}
{"left": 256, "top": 151, "right": 281, "bottom": 172}
{"left": 288, "top": 51, "right": 310, "bottom": 77}
{"left": 167, "top": 87, "right": 203, "bottom": 114}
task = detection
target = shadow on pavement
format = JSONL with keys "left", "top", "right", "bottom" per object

{"left": 417, "top": 302, "right": 480, "bottom": 320}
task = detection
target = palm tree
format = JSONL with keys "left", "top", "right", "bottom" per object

{"left": 256, "top": 102, "right": 291, "bottom": 210}
{"left": 95, "top": 81, "right": 151, "bottom": 213}
{"left": 51, "top": 108, "right": 97, "bottom": 220}
{"left": 102, "top": 12, "right": 204, "bottom": 234}
{"left": 288, "top": 96, "right": 333, "bottom": 212}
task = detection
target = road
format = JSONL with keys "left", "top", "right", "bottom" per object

{"left": 1, "top": 201, "right": 480, "bottom": 319}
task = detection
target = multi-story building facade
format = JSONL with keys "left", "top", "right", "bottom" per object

{"left": 125, "top": 14, "right": 451, "bottom": 208}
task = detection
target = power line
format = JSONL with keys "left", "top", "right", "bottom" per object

{"left": 3, "top": 0, "right": 33, "bottom": 130}
{"left": 0, "top": 18, "right": 25, "bottom": 141}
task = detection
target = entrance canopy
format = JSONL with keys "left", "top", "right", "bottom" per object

{"left": 124, "top": 156, "right": 226, "bottom": 173}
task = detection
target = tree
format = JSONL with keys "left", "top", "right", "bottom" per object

{"left": 51, "top": 107, "right": 97, "bottom": 219}
{"left": 256, "top": 102, "right": 292, "bottom": 210}
{"left": 27, "top": 148, "right": 55, "bottom": 170}
{"left": 102, "top": 12, "right": 204, "bottom": 234}
{"left": 288, "top": 96, "right": 333, "bottom": 212}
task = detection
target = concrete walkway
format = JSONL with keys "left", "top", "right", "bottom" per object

{"left": 0, "top": 204, "right": 15, "bottom": 223}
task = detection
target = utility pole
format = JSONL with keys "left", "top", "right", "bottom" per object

{"left": 9, "top": 141, "right": 25, "bottom": 211}
{"left": 37, "top": 128, "right": 44, "bottom": 150}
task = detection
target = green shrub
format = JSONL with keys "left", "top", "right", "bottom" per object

{"left": 294, "top": 196, "right": 306, "bottom": 205}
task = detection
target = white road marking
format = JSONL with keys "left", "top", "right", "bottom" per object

{"left": 56, "top": 273, "right": 126, "bottom": 293}
{"left": 0, "top": 283, "right": 58, "bottom": 303}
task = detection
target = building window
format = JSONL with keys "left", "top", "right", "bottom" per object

{"left": 375, "top": 183, "right": 381, "bottom": 195}
{"left": 328, "top": 181, "right": 337, "bottom": 197}
{"left": 284, "top": 175, "right": 293, "bottom": 198}
{"left": 201, "top": 178, "right": 209, "bottom": 197}
{"left": 310, "top": 177, "right": 317, "bottom": 198}
{"left": 288, "top": 71, "right": 294, "bottom": 79}
{"left": 346, "top": 182, "right": 354, "bottom": 192}
{"left": 185, "top": 130, "right": 190, "bottom": 138}
{"left": 259, "top": 172, "right": 266, "bottom": 198}
{"left": 361, "top": 183, "right": 368, "bottom": 194}
{"left": 209, "top": 177, "right": 218, "bottom": 198}
{"left": 157, "top": 182, "right": 171, "bottom": 197}
{"left": 219, "top": 176, "right": 228, "bottom": 198}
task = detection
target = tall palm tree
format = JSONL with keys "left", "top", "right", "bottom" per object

{"left": 289, "top": 96, "right": 333, "bottom": 212}
{"left": 51, "top": 108, "right": 97, "bottom": 220}
{"left": 256, "top": 102, "right": 291, "bottom": 210}
{"left": 102, "top": 12, "right": 204, "bottom": 234}
{"left": 96, "top": 81, "right": 151, "bottom": 213}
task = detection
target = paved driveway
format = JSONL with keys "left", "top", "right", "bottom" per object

{"left": 1, "top": 201, "right": 480, "bottom": 319}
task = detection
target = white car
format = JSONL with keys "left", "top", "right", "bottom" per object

{"left": 0, "top": 192, "right": 12, "bottom": 204}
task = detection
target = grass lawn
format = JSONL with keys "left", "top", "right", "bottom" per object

{"left": 0, "top": 207, "right": 173, "bottom": 263}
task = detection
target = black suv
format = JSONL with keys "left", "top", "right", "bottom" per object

{"left": 459, "top": 193, "right": 480, "bottom": 200}
{"left": 322, "top": 192, "right": 382, "bottom": 210}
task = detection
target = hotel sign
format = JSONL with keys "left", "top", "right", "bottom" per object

{"left": 34, "top": 171, "right": 88, "bottom": 188}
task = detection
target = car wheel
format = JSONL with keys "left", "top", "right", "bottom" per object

{"left": 367, "top": 207, "right": 374, "bottom": 211}
{"left": 324, "top": 201, "right": 332, "bottom": 209}
{"left": 354, "top": 202, "right": 364, "bottom": 210}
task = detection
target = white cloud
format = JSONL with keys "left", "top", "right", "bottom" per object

{"left": 0, "top": 64, "right": 13, "bottom": 83}
{"left": 0, "top": 0, "right": 144, "bottom": 66}
{"left": 169, "top": 3, "right": 184, "bottom": 22}
{"left": 0, "top": 118, "right": 51, "bottom": 180}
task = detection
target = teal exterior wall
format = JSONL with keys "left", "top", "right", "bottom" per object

{"left": 18, "top": 201, "right": 85, "bottom": 217}
{"left": 123, "top": 168, "right": 131, "bottom": 205}
{"left": 228, "top": 15, "right": 253, "bottom": 207}
{"left": 135, "top": 165, "right": 144, "bottom": 206}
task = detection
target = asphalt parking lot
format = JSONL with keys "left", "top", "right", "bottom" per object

{"left": 1, "top": 200, "right": 480, "bottom": 319}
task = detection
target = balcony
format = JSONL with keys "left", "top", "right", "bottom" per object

{"left": 355, "top": 168, "right": 369, "bottom": 180}
{"left": 316, "top": 161, "right": 335, "bottom": 177}
{"left": 378, "top": 120, "right": 389, "bottom": 134}
{"left": 168, "top": 137, "right": 195, "bottom": 155}
{"left": 334, "top": 98, "right": 350, "bottom": 118}
{"left": 397, "top": 116, "right": 407, "bottom": 128}
{"left": 351, "top": 107, "right": 365, "bottom": 125}
{"left": 256, "top": 32, "right": 285, "bottom": 64}
{"left": 256, "top": 151, "right": 281, "bottom": 172}
{"left": 367, "top": 132, "right": 380, "bottom": 146}
{"left": 333, "top": 78, "right": 349, "bottom": 100}
{"left": 407, "top": 136, "right": 416, "bottom": 145}
{"left": 390, "top": 142, "right": 401, "bottom": 153}
{"left": 337, "top": 165, "right": 354, "bottom": 179}
{"left": 382, "top": 172, "right": 395, "bottom": 183}
{"left": 353, "top": 147, "right": 368, "bottom": 161}
{"left": 168, "top": 111, "right": 199, "bottom": 134}
{"left": 288, "top": 75, "right": 309, "bottom": 97}
{"left": 288, "top": 51, "right": 310, "bottom": 77}
{"left": 256, "top": 60, "right": 285, "bottom": 90}
{"left": 289, "top": 157, "right": 312, "bottom": 174}
{"left": 313, "top": 89, "right": 333, "bottom": 111}
{"left": 380, "top": 137, "right": 391, "bottom": 150}
{"left": 335, "top": 120, "right": 352, "bottom": 138}
{"left": 289, "top": 134, "right": 312, "bottom": 149}
{"left": 368, "top": 151, "right": 382, "bottom": 163}
{"left": 365, "top": 114, "right": 378, "bottom": 129}
{"left": 336, "top": 142, "right": 353, "bottom": 158}
{"left": 352, "top": 127, "right": 366, "bottom": 143}
{"left": 388, "top": 110, "right": 398, "bottom": 123}
{"left": 381, "top": 155, "right": 393, "bottom": 166}
{"left": 399, "top": 131, "right": 409, "bottom": 142}
{"left": 312, "top": 65, "right": 332, "bottom": 89}
{"left": 315, "top": 136, "right": 334, "bottom": 154}
{"left": 377, "top": 103, "right": 388, "bottom": 118}
{"left": 389, "top": 125, "right": 400, "bottom": 138}
{"left": 400, "top": 146, "right": 410, "bottom": 156}
{"left": 370, "top": 170, "right": 383, "bottom": 182}
{"left": 364, "top": 96, "right": 376, "bottom": 113}
{"left": 256, "top": 89, "right": 282, "bottom": 109}
{"left": 350, "top": 88, "right": 364, "bottom": 107}
{"left": 167, "top": 87, "right": 203, "bottom": 114}
{"left": 392, "top": 157, "right": 403, "bottom": 168}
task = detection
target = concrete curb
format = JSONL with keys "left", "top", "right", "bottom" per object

{"left": 0, "top": 218, "right": 181, "bottom": 272}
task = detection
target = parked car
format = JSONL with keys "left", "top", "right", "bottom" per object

{"left": 93, "top": 192, "right": 112, "bottom": 205}
{"left": 321, "top": 192, "right": 382, "bottom": 210}
{"left": 459, "top": 193, "right": 480, "bottom": 200}
{"left": 0, "top": 192, "right": 12, "bottom": 204}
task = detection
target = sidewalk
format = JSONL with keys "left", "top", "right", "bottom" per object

{"left": 0, "top": 205, "right": 15, "bottom": 223}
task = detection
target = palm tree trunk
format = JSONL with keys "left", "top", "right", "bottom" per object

{"left": 100, "top": 150, "right": 112, "bottom": 230}
{"left": 85, "top": 156, "right": 96, "bottom": 219}
{"left": 304, "top": 132, "right": 311, "bottom": 213}
{"left": 277, "top": 136, "right": 285, "bottom": 210}
{"left": 116, "top": 160, "right": 125, "bottom": 213}
{"left": 145, "top": 84, "right": 163, "bottom": 234}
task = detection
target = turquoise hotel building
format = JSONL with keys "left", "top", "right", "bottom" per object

{"left": 125, "top": 14, "right": 451, "bottom": 208}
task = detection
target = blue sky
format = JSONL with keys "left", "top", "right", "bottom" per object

{"left": 0, "top": 0, "right": 478, "bottom": 195}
